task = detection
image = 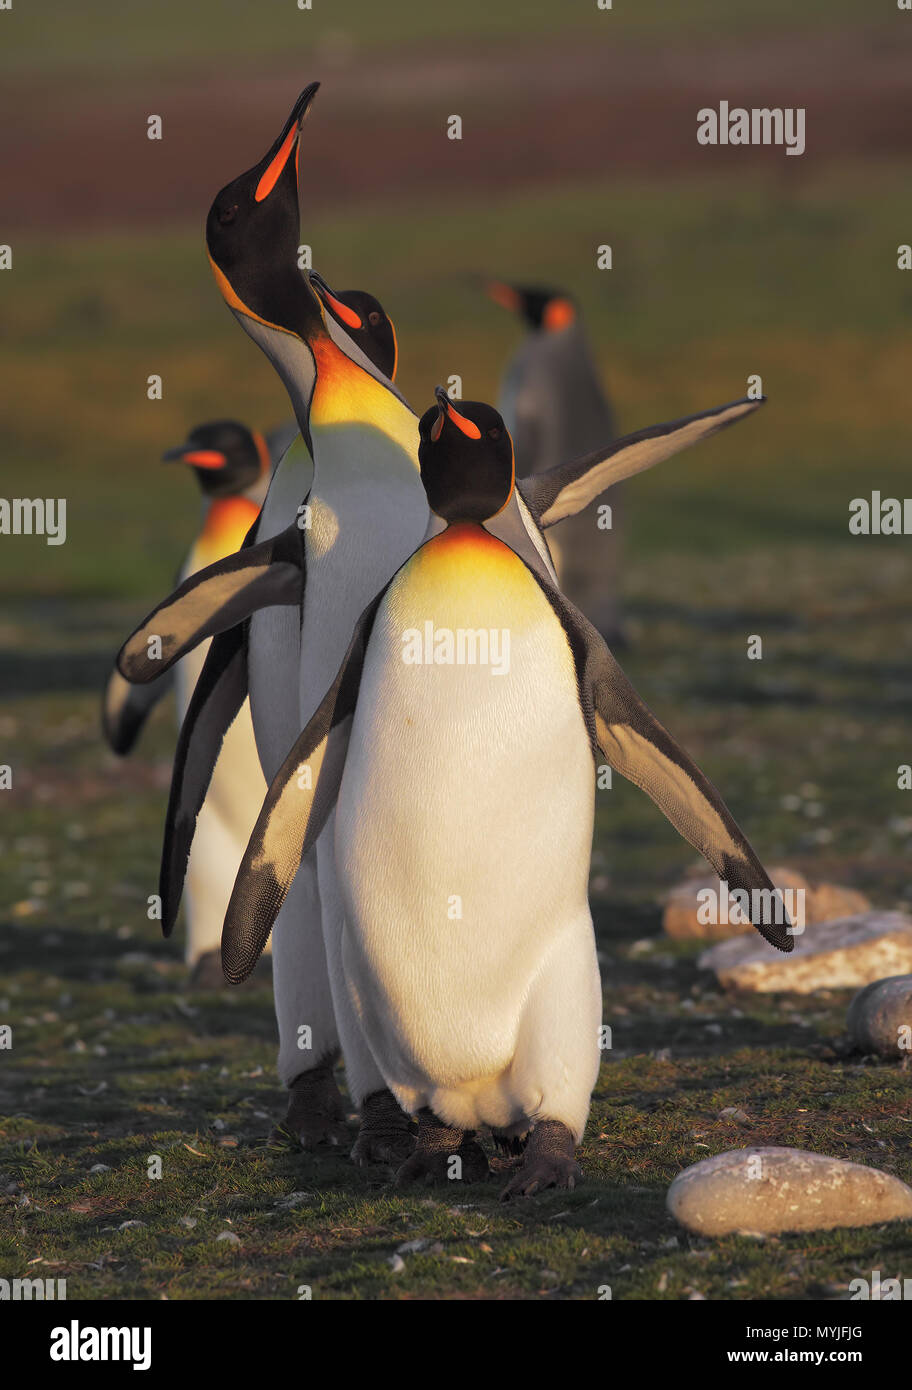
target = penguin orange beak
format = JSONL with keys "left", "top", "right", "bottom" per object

{"left": 162, "top": 445, "right": 226, "bottom": 471}
{"left": 254, "top": 82, "right": 320, "bottom": 203}
{"left": 432, "top": 385, "right": 481, "bottom": 442}
{"left": 310, "top": 271, "right": 363, "bottom": 330}
{"left": 486, "top": 280, "right": 522, "bottom": 314}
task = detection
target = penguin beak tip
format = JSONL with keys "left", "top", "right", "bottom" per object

{"left": 295, "top": 81, "right": 320, "bottom": 129}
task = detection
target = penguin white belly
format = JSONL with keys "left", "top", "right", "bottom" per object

{"left": 298, "top": 419, "right": 427, "bottom": 722}
{"left": 176, "top": 634, "right": 267, "bottom": 964}
{"left": 176, "top": 640, "right": 265, "bottom": 841}
{"left": 334, "top": 528, "right": 601, "bottom": 1139}
{"left": 290, "top": 404, "right": 427, "bottom": 1103}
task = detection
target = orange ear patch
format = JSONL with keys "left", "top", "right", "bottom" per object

{"left": 255, "top": 125, "right": 298, "bottom": 202}
{"left": 252, "top": 430, "right": 271, "bottom": 478}
{"left": 543, "top": 297, "right": 576, "bottom": 331}
{"left": 388, "top": 316, "right": 399, "bottom": 382}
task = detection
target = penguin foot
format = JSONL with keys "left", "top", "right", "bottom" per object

{"left": 499, "top": 1120, "right": 581, "bottom": 1201}
{"left": 187, "top": 950, "right": 228, "bottom": 991}
{"left": 187, "top": 949, "right": 272, "bottom": 991}
{"left": 271, "top": 1057, "right": 349, "bottom": 1150}
{"left": 394, "top": 1108, "right": 490, "bottom": 1187}
{"left": 350, "top": 1088, "right": 417, "bottom": 1167}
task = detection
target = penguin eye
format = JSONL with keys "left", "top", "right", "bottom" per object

{"left": 218, "top": 204, "right": 238, "bottom": 226}
{"left": 488, "top": 427, "right": 502, "bottom": 440}
{"left": 368, "top": 310, "right": 381, "bottom": 327}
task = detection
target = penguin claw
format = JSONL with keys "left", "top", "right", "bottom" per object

{"left": 499, "top": 1154, "right": 582, "bottom": 1202}
{"left": 350, "top": 1088, "right": 417, "bottom": 1167}
{"left": 351, "top": 1129, "right": 416, "bottom": 1168}
{"left": 394, "top": 1138, "right": 490, "bottom": 1188}
{"left": 273, "top": 1061, "right": 349, "bottom": 1151}
{"left": 295, "top": 1114, "right": 351, "bottom": 1151}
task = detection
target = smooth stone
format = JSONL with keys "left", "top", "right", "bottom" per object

{"left": 847, "top": 974, "right": 912, "bottom": 1058}
{"left": 663, "top": 866, "right": 807, "bottom": 941}
{"left": 667, "top": 1147, "right": 912, "bottom": 1236}
{"left": 698, "top": 912, "right": 912, "bottom": 993}
{"left": 663, "top": 865, "right": 870, "bottom": 942}
{"left": 808, "top": 881, "right": 871, "bottom": 924}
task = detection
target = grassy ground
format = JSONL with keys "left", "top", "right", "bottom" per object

{"left": 3, "top": 167, "right": 912, "bottom": 598}
{"left": 1, "top": 0, "right": 873, "bottom": 75}
{"left": 2, "top": 132, "right": 911, "bottom": 1295}
{"left": 1, "top": 536, "right": 910, "bottom": 1300}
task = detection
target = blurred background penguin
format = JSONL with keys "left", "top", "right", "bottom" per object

{"left": 487, "top": 281, "right": 623, "bottom": 645}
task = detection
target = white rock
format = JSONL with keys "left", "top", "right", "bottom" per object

{"left": 847, "top": 974, "right": 912, "bottom": 1058}
{"left": 664, "top": 867, "right": 808, "bottom": 941}
{"left": 663, "top": 867, "right": 870, "bottom": 942}
{"left": 698, "top": 912, "right": 912, "bottom": 993}
{"left": 667, "top": 1147, "right": 912, "bottom": 1236}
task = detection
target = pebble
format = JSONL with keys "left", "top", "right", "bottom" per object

{"left": 846, "top": 974, "right": 912, "bottom": 1059}
{"left": 663, "top": 866, "right": 870, "bottom": 942}
{"left": 667, "top": 1147, "right": 912, "bottom": 1236}
{"left": 698, "top": 912, "right": 912, "bottom": 993}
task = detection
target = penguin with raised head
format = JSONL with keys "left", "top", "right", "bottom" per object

{"left": 143, "top": 106, "right": 406, "bottom": 1147}
{"left": 103, "top": 419, "right": 276, "bottom": 984}
{"left": 216, "top": 388, "right": 793, "bottom": 1199}
{"left": 488, "top": 281, "right": 625, "bottom": 643}
{"left": 116, "top": 86, "right": 771, "bottom": 1160}
{"left": 138, "top": 84, "right": 428, "bottom": 1158}
{"left": 105, "top": 276, "right": 399, "bottom": 766}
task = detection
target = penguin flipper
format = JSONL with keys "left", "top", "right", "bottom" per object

{"left": 159, "top": 625, "right": 249, "bottom": 938}
{"left": 116, "top": 521, "right": 305, "bottom": 683}
{"left": 221, "top": 595, "right": 383, "bottom": 984}
{"left": 520, "top": 396, "right": 765, "bottom": 528}
{"left": 101, "top": 666, "right": 174, "bottom": 755}
{"left": 531, "top": 574, "right": 794, "bottom": 954}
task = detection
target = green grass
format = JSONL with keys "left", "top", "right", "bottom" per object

{"left": 3, "top": 165, "right": 911, "bottom": 599}
{"left": 1, "top": 537, "right": 911, "bottom": 1299}
{"left": 2, "top": 129, "right": 912, "bottom": 1297}
{"left": 1, "top": 0, "right": 876, "bottom": 75}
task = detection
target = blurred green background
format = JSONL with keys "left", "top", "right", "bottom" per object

{"left": 1, "top": 0, "right": 911, "bottom": 1302}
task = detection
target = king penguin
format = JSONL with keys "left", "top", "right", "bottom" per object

{"left": 103, "top": 420, "right": 279, "bottom": 985}
{"left": 116, "top": 86, "right": 772, "bottom": 1161}
{"left": 139, "top": 84, "right": 429, "bottom": 1161}
{"left": 488, "top": 281, "right": 624, "bottom": 643}
{"left": 215, "top": 388, "right": 793, "bottom": 1200}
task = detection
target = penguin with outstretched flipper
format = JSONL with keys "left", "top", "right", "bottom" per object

{"left": 216, "top": 390, "right": 793, "bottom": 1198}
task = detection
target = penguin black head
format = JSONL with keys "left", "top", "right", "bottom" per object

{"left": 310, "top": 272, "right": 399, "bottom": 380}
{"left": 417, "top": 387, "right": 515, "bottom": 524}
{"left": 206, "top": 85, "right": 324, "bottom": 337}
{"left": 486, "top": 281, "right": 577, "bottom": 333}
{"left": 162, "top": 421, "right": 269, "bottom": 499}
